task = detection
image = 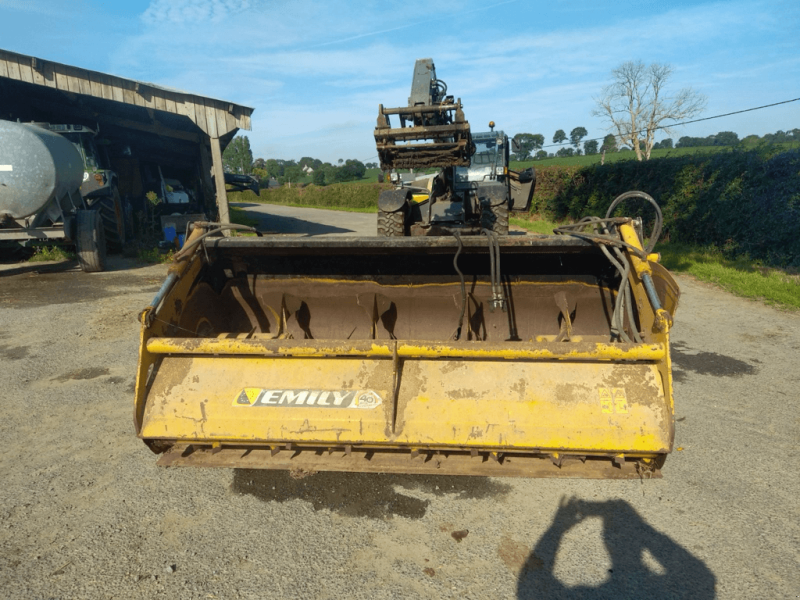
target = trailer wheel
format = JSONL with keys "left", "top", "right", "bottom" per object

{"left": 76, "top": 209, "right": 106, "bottom": 272}
{"left": 90, "top": 188, "right": 127, "bottom": 253}
{"left": 481, "top": 201, "right": 509, "bottom": 235}
{"left": 378, "top": 209, "right": 406, "bottom": 237}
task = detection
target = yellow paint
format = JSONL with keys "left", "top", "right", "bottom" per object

{"left": 146, "top": 338, "right": 666, "bottom": 362}
{"left": 613, "top": 388, "right": 629, "bottom": 413}
{"left": 139, "top": 354, "right": 672, "bottom": 454}
{"left": 619, "top": 223, "right": 652, "bottom": 278}
{"left": 598, "top": 388, "right": 613, "bottom": 414}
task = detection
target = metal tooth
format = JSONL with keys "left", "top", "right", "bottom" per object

{"left": 410, "top": 448, "right": 420, "bottom": 459}
{"left": 270, "top": 446, "right": 280, "bottom": 457}
{"left": 613, "top": 454, "right": 626, "bottom": 466}
{"left": 489, "top": 451, "right": 503, "bottom": 463}
{"left": 344, "top": 445, "right": 352, "bottom": 457}
{"left": 210, "top": 442, "right": 222, "bottom": 455}
{"left": 470, "top": 449, "right": 479, "bottom": 458}
{"left": 549, "top": 452, "right": 563, "bottom": 467}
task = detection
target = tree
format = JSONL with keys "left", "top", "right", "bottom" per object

{"left": 535, "top": 150, "right": 548, "bottom": 160}
{"left": 601, "top": 133, "right": 617, "bottom": 152}
{"left": 584, "top": 139, "right": 599, "bottom": 155}
{"left": 553, "top": 129, "right": 567, "bottom": 145}
{"left": 556, "top": 147, "right": 574, "bottom": 157}
{"left": 282, "top": 165, "right": 304, "bottom": 187}
{"left": 312, "top": 170, "right": 326, "bottom": 186}
{"left": 569, "top": 127, "right": 588, "bottom": 151}
{"left": 593, "top": 61, "right": 706, "bottom": 160}
{"left": 334, "top": 159, "right": 366, "bottom": 182}
{"left": 512, "top": 133, "right": 545, "bottom": 160}
{"left": 264, "top": 159, "right": 283, "bottom": 179}
{"left": 222, "top": 135, "right": 253, "bottom": 174}
{"left": 713, "top": 131, "right": 739, "bottom": 146}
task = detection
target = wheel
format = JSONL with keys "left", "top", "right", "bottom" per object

{"left": 377, "top": 209, "right": 406, "bottom": 237}
{"left": 75, "top": 209, "right": 106, "bottom": 272}
{"left": 89, "top": 187, "right": 126, "bottom": 253}
{"left": 481, "top": 201, "right": 509, "bottom": 235}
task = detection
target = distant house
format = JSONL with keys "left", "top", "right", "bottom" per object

{"left": 302, "top": 165, "right": 314, "bottom": 174}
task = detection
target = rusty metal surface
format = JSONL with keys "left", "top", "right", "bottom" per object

{"left": 206, "top": 234, "right": 597, "bottom": 252}
{"left": 157, "top": 444, "right": 659, "bottom": 479}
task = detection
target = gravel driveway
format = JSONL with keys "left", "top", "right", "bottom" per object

{"left": 0, "top": 205, "right": 797, "bottom": 599}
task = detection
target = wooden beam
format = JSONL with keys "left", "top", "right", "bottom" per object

{"left": 26, "top": 96, "right": 202, "bottom": 142}
{"left": 209, "top": 136, "right": 230, "bottom": 231}
{"left": 198, "top": 142, "right": 216, "bottom": 209}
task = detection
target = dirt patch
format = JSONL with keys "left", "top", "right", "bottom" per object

{"left": 230, "top": 470, "right": 510, "bottom": 520}
{"left": 52, "top": 367, "right": 110, "bottom": 382}
{"left": 0, "top": 344, "right": 29, "bottom": 360}
{"left": 0, "top": 259, "right": 162, "bottom": 309}
{"left": 498, "top": 534, "right": 541, "bottom": 573}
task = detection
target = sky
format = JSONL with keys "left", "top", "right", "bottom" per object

{"left": 1, "top": 0, "right": 798, "bottom": 163}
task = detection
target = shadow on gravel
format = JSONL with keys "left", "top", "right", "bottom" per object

{"left": 0, "top": 255, "right": 158, "bottom": 277}
{"left": 0, "top": 259, "right": 79, "bottom": 277}
{"left": 517, "top": 497, "right": 716, "bottom": 599}
{"left": 230, "top": 205, "right": 356, "bottom": 236}
{"left": 231, "top": 469, "right": 511, "bottom": 519}
{"left": 671, "top": 341, "right": 757, "bottom": 382}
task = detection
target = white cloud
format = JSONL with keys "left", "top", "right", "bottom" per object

{"left": 141, "top": 0, "right": 252, "bottom": 24}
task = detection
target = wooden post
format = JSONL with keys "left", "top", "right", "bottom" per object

{"left": 198, "top": 143, "right": 215, "bottom": 212}
{"left": 209, "top": 135, "right": 230, "bottom": 228}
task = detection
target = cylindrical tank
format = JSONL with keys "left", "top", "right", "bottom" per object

{"left": 0, "top": 120, "right": 84, "bottom": 220}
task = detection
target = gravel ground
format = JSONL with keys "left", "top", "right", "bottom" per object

{"left": 0, "top": 208, "right": 798, "bottom": 599}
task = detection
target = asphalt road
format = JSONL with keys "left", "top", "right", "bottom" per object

{"left": 230, "top": 202, "right": 377, "bottom": 236}
{"left": 0, "top": 204, "right": 797, "bottom": 599}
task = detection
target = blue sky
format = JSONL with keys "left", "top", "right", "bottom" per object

{"left": 1, "top": 0, "right": 798, "bottom": 163}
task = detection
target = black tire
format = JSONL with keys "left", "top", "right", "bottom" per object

{"left": 89, "top": 188, "right": 126, "bottom": 253}
{"left": 377, "top": 209, "right": 406, "bottom": 237}
{"left": 75, "top": 209, "right": 106, "bottom": 272}
{"left": 481, "top": 201, "right": 509, "bottom": 235}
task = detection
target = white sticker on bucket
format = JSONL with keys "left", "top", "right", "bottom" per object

{"left": 0, "top": 165, "right": 12, "bottom": 172}
{"left": 233, "top": 388, "right": 383, "bottom": 409}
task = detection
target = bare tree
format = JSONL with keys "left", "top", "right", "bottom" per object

{"left": 593, "top": 61, "right": 706, "bottom": 160}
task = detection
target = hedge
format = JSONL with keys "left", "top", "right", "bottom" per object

{"left": 228, "top": 182, "right": 392, "bottom": 210}
{"left": 526, "top": 148, "right": 800, "bottom": 267}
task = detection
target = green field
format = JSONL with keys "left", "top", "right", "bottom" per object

{"left": 509, "top": 141, "right": 800, "bottom": 170}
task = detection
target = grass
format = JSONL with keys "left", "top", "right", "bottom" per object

{"left": 658, "top": 242, "right": 800, "bottom": 310}
{"left": 137, "top": 247, "right": 174, "bottom": 264}
{"left": 510, "top": 141, "right": 800, "bottom": 170}
{"left": 510, "top": 216, "right": 560, "bottom": 235}
{"left": 229, "top": 206, "right": 260, "bottom": 228}
{"left": 28, "top": 245, "right": 75, "bottom": 262}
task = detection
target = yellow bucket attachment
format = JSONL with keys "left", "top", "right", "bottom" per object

{"left": 135, "top": 230, "right": 679, "bottom": 478}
